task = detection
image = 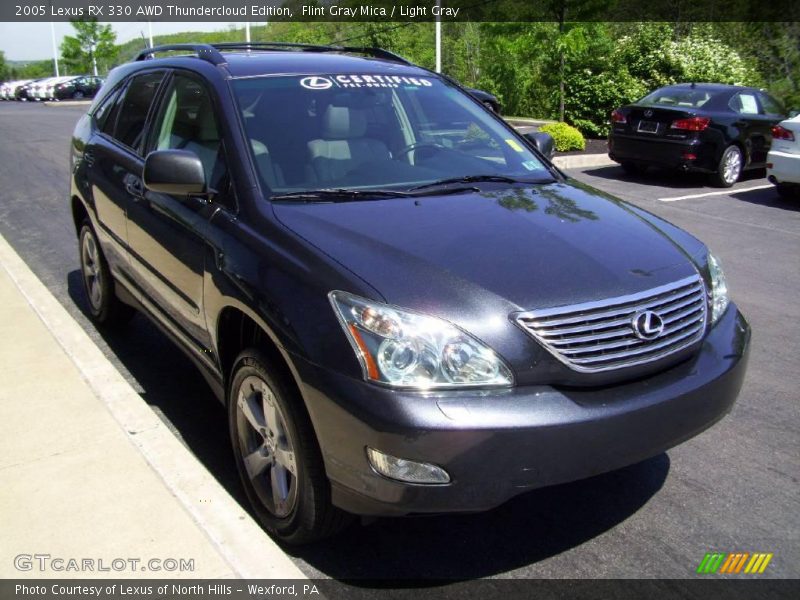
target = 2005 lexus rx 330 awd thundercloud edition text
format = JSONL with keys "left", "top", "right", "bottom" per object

{"left": 69, "top": 43, "right": 751, "bottom": 544}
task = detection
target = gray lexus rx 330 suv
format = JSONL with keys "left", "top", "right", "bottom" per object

{"left": 69, "top": 42, "right": 751, "bottom": 543}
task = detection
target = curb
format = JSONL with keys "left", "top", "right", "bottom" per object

{"left": 553, "top": 153, "right": 616, "bottom": 169}
{"left": 0, "top": 233, "right": 306, "bottom": 580}
{"left": 506, "top": 117, "right": 557, "bottom": 128}
{"left": 43, "top": 100, "right": 92, "bottom": 107}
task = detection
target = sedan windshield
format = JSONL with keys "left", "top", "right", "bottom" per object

{"left": 232, "top": 73, "right": 551, "bottom": 196}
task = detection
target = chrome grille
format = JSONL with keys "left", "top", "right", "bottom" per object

{"left": 516, "top": 275, "right": 707, "bottom": 372}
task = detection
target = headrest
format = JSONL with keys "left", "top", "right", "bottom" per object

{"left": 321, "top": 105, "right": 367, "bottom": 140}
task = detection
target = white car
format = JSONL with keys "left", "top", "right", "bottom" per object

{"left": 1, "top": 79, "right": 32, "bottom": 100}
{"left": 767, "top": 114, "right": 800, "bottom": 199}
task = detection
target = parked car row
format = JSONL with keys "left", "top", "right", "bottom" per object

{"left": 0, "top": 75, "right": 103, "bottom": 101}
{"left": 608, "top": 82, "right": 799, "bottom": 196}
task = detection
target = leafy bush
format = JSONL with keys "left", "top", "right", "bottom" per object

{"left": 539, "top": 122, "right": 585, "bottom": 152}
{"left": 564, "top": 67, "right": 647, "bottom": 137}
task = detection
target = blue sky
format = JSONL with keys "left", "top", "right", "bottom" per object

{"left": 0, "top": 22, "right": 238, "bottom": 61}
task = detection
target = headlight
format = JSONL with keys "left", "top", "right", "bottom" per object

{"left": 329, "top": 291, "right": 514, "bottom": 389}
{"left": 708, "top": 252, "right": 729, "bottom": 324}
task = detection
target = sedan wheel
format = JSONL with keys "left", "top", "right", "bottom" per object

{"left": 714, "top": 145, "right": 743, "bottom": 187}
{"left": 73, "top": 91, "right": 84, "bottom": 100}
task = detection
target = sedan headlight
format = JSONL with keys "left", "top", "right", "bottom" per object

{"left": 708, "top": 252, "right": 729, "bottom": 324}
{"left": 330, "top": 291, "right": 513, "bottom": 389}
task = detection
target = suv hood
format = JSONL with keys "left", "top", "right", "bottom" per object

{"left": 273, "top": 181, "right": 706, "bottom": 385}
{"left": 274, "top": 181, "right": 702, "bottom": 311}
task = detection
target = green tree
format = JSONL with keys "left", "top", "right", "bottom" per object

{"left": 0, "top": 51, "right": 8, "bottom": 81}
{"left": 60, "top": 20, "right": 117, "bottom": 76}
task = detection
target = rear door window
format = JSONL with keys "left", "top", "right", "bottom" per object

{"left": 93, "top": 86, "right": 124, "bottom": 132}
{"left": 729, "top": 92, "right": 759, "bottom": 115}
{"left": 112, "top": 71, "right": 165, "bottom": 153}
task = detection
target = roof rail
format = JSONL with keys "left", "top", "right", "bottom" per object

{"left": 210, "top": 41, "right": 412, "bottom": 65}
{"left": 135, "top": 44, "right": 226, "bottom": 66}
{"left": 211, "top": 41, "right": 334, "bottom": 52}
{"left": 337, "top": 47, "right": 412, "bottom": 65}
{"left": 134, "top": 41, "right": 413, "bottom": 67}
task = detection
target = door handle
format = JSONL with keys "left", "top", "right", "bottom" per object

{"left": 126, "top": 178, "right": 145, "bottom": 199}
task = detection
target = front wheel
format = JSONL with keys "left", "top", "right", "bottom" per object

{"left": 713, "top": 145, "right": 743, "bottom": 187}
{"left": 78, "top": 222, "right": 133, "bottom": 326}
{"left": 228, "top": 349, "right": 350, "bottom": 544}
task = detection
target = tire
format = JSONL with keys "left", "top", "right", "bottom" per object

{"left": 72, "top": 91, "right": 84, "bottom": 100}
{"left": 228, "top": 349, "right": 351, "bottom": 544}
{"left": 78, "top": 221, "right": 134, "bottom": 326}
{"left": 713, "top": 145, "right": 743, "bottom": 187}
{"left": 620, "top": 161, "right": 643, "bottom": 176}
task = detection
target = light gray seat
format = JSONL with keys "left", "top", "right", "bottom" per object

{"left": 307, "top": 105, "right": 391, "bottom": 183}
{"left": 251, "top": 139, "right": 285, "bottom": 188}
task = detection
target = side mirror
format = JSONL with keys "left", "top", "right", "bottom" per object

{"left": 143, "top": 149, "right": 206, "bottom": 196}
{"left": 523, "top": 131, "right": 556, "bottom": 161}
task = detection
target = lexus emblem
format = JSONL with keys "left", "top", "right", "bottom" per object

{"left": 300, "top": 76, "right": 333, "bottom": 90}
{"left": 631, "top": 310, "right": 664, "bottom": 340}
{"left": 644, "top": 109, "right": 653, "bottom": 118}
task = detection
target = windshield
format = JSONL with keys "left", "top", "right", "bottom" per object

{"left": 232, "top": 73, "right": 551, "bottom": 196}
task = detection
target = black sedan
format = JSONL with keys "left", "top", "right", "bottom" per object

{"left": 467, "top": 87, "right": 501, "bottom": 114}
{"left": 53, "top": 76, "right": 103, "bottom": 101}
{"left": 608, "top": 83, "right": 787, "bottom": 187}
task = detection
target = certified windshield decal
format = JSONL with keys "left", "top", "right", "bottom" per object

{"left": 300, "top": 76, "right": 334, "bottom": 90}
{"left": 300, "top": 74, "right": 435, "bottom": 90}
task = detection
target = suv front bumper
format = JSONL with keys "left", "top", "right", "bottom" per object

{"left": 293, "top": 305, "right": 750, "bottom": 516}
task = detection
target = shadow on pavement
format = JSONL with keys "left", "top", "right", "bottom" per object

{"left": 290, "top": 453, "right": 670, "bottom": 581}
{"left": 67, "top": 268, "right": 669, "bottom": 581}
{"left": 66, "top": 269, "right": 248, "bottom": 505}
{"left": 581, "top": 164, "right": 766, "bottom": 189}
{"left": 730, "top": 186, "right": 800, "bottom": 212}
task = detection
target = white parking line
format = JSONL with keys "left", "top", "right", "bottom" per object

{"left": 658, "top": 184, "right": 773, "bottom": 202}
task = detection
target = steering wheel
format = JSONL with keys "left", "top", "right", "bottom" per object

{"left": 394, "top": 142, "right": 447, "bottom": 162}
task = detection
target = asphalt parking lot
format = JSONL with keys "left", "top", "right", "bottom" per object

{"left": 0, "top": 101, "right": 797, "bottom": 583}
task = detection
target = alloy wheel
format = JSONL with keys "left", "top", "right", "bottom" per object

{"left": 80, "top": 230, "right": 103, "bottom": 311}
{"left": 722, "top": 147, "right": 742, "bottom": 185}
{"left": 235, "top": 375, "right": 298, "bottom": 518}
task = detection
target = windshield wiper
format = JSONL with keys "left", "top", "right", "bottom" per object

{"left": 271, "top": 186, "right": 479, "bottom": 202}
{"left": 410, "top": 174, "right": 549, "bottom": 191}
{"left": 270, "top": 188, "right": 413, "bottom": 202}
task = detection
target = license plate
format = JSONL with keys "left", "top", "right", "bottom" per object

{"left": 637, "top": 120, "right": 659, "bottom": 134}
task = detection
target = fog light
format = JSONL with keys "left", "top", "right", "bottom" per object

{"left": 366, "top": 447, "right": 450, "bottom": 484}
